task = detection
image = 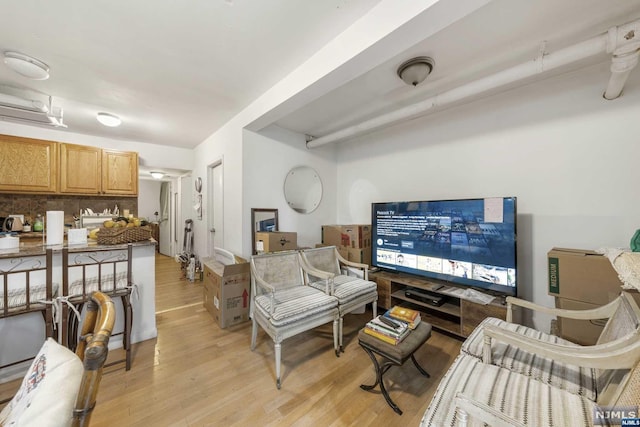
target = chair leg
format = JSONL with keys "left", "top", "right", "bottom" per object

{"left": 338, "top": 317, "right": 344, "bottom": 354}
{"left": 275, "top": 342, "right": 281, "bottom": 389}
{"left": 372, "top": 302, "right": 377, "bottom": 318}
{"left": 122, "top": 294, "right": 133, "bottom": 371}
{"left": 251, "top": 317, "right": 258, "bottom": 350}
{"left": 334, "top": 319, "right": 340, "bottom": 357}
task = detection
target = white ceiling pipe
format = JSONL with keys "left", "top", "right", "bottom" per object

{"left": 307, "top": 19, "right": 640, "bottom": 149}
{"left": 604, "top": 48, "right": 640, "bottom": 100}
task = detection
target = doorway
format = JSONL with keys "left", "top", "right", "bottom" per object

{"left": 158, "top": 180, "right": 173, "bottom": 256}
{"left": 207, "top": 160, "right": 223, "bottom": 254}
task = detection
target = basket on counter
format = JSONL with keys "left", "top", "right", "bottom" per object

{"left": 97, "top": 226, "right": 152, "bottom": 245}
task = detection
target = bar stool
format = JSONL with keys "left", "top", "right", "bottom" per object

{"left": 61, "top": 244, "right": 134, "bottom": 370}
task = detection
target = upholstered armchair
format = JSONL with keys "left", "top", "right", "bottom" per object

{"left": 421, "top": 291, "right": 640, "bottom": 426}
{"left": 299, "top": 246, "right": 378, "bottom": 354}
{"left": 250, "top": 251, "right": 339, "bottom": 389}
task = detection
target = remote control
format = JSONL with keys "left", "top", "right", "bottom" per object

{"left": 379, "top": 316, "right": 401, "bottom": 329}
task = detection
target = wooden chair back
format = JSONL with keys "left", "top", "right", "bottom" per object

{"left": 300, "top": 246, "right": 342, "bottom": 276}
{"left": 71, "top": 291, "right": 116, "bottom": 427}
{"left": 250, "top": 251, "right": 305, "bottom": 293}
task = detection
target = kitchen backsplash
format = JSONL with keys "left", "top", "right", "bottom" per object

{"left": 0, "top": 194, "right": 138, "bottom": 226}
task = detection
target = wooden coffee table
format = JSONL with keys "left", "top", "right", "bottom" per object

{"left": 358, "top": 322, "right": 432, "bottom": 415}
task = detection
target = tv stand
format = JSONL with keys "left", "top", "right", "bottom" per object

{"left": 369, "top": 270, "right": 510, "bottom": 338}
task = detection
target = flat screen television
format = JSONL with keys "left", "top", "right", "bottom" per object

{"left": 371, "top": 197, "right": 517, "bottom": 296}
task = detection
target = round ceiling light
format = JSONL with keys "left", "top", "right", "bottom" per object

{"left": 397, "top": 56, "right": 435, "bottom": 87}
{"left": 96, "top": 112, "right": 122, "bottom": 127}
{"left": 150, "top": 171, "right": 165, "bottom": 180}
{"left": 3, "top": 51, "right": 50, "bottom": 80}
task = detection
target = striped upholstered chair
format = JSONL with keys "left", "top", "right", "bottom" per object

{"left": 461, "top": 292, "right": 640, "bottom": 401}
{"left": 250, "top": 251, "right": 339, "bottom": 389}
{"left": 299, "top": 246, "right": 378, "bottom": 355}
{"left": 420, "top": 291, "right": 640, "bottom": 426}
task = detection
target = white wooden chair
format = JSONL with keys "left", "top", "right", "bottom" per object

{"left": 299, "top": 246, "right": 378, "bottom": 354}
{"left": 420, "top": 291, "right": 640, "bottom": 426}
{"left": 250, "top": 251, "right": 339, "bottom": 389}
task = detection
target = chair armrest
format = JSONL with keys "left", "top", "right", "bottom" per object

{"left": 334, "top": 250, "right": 369, "bottom": 280}
{"left": 482, "top": 323, "right": 640, "bottom": 369}
{"left": 455, "top": 393, "right": 525, "bottom": 427}
{"left": 250, "top": 263, "right": 276, "bottom": 295}
{"left": 505, "top": 295, "right": 620, "bottom": 320}
{"left": 298, "top": 255, "right": 335, "bottom": 295}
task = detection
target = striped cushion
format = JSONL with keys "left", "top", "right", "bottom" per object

{"left": 68, "top": 272, "right": 128, "bottom": 296}
{"left": 420, "top": 354, "right": 602, "bottom": 427}
{"left": 0, "top": 283, "right": 59, "bottom": 311}
{"left": 309, "top": 275, "right": 377, "bottom": 303}
{"left": 461, "top": 317, "right": 598, "bottom": 401}
{"left": 255, "top": 286, "right": 338, "bottom": 326}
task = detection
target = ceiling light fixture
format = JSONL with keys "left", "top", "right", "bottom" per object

{"left": 3, "top": 52, "right": 50, "bottom": 80}
{"left": 96, "top": 112, "right": 121, "bottom": 127}
{"left": 397, "top": 56, "right": 435, "bottom": 86}
{"left": 150, "top": 171, "right": 165, "bottom": 180}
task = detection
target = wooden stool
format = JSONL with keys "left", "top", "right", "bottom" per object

{"left": 358, "top": 322, "right": 432, "bottom": 415}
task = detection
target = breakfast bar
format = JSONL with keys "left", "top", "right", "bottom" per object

{"left": 0, "top": 238, "right": 157, "bottom": 382}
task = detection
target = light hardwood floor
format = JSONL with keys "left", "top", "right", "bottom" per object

{"left": 4, "top": 254, "right": 463, "bottom": 426}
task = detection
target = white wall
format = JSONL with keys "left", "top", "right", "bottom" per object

{"left": 242, "top": 126, "right": 337, "bottom": 257}
{"left": 334, "top": 62, "right": 640, "bottom": 330}
{"left": 189, "top": 1, "right": 474, "bottom": 261}
{"left": 191, "top": 119, "right": 243, "bottom": 259}
{"left": 0, "top": 122, "right": 194, "bottom": 171}
{"left": 137, "top": 179, "right": 162, "bottom": 221}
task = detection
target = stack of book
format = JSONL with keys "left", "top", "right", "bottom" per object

{"left": 384, "top": 306, "right": 421, "bottom": 329}
{"left": 364, "top": 315, "right": 410, "bottom": 345}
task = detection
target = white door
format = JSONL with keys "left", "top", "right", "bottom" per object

{"left": 207, "top": 161, "right": 223, "bottom": 254}
{"left": 159, "top": 180, "right": 173, "bottom": 256}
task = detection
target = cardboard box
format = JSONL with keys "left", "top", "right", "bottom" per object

{"left": 347, "top": 246, "right": 371, "bottom": 266}
{"left": 322, "top": 224, "right": 371, "bottom": 248}
{"left": 547, "top": 247, "right": 623, "bottom": 306}
{"left": 203, "top": 256, "right": 250, "bottom": 328}
{"left": 314, "top": 243, "right": 371, "bottom": 266}
{"left": 555, "top": 297, "right": 607, "bottom": 345}
{"left": 255, "top": 231, "right": 297, "bottom": 253}
{"left": 321, "top": 225, "right": 350, "bottom": 247}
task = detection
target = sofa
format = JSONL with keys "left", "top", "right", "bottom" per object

{"left": 420, "top": 291, "right": 640, "bottom": 426}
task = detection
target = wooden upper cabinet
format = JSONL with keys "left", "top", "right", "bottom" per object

{"left": 0, "top": 135, "right": 138, "bottom": 196}
{"left": 61, "top": 145, "right": 138, "bottom": 195}
{"left": 0, "top": 135, "right": 58, "bottom": 193}
{"left": 101, "top": 149, "right": 138, "bottom": 195}
{"left": 60, "top": 143, "right": 102, "bottom": 194}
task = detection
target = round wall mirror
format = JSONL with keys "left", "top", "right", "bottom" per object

{"left": 284, "top": 166, "right": 322, "bottom": 214}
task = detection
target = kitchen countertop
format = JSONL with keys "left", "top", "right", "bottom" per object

{"left": 0, "top": 238, "right": 157, "bottom": 258}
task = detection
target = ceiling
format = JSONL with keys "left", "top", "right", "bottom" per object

{"left": 1, "top": 0, "right": 640, "bottom": 151}
{"left": 273, "top": 0, "right": 640, "bottom": 139}
{"left": 0, "top": 0, "right": 383, "bottom": 148}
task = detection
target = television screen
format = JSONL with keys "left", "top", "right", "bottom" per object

{"left": 371, "top": 197, "right": 517, "bottom": 296}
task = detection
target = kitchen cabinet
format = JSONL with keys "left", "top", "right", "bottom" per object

{"left": 0, "top": 135, "right": 58, "bottom": 193}
{"left": 101, "top": 149, "right": 138, "bottom": 195}
{"left": 60, "top": 144, "right": 138, "bottom": 196}
{"left": 0, "top": 135, "right": 138, "bottom": 196}
{"left": 60, "top": 143, "right": 102, "bottom": 194}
